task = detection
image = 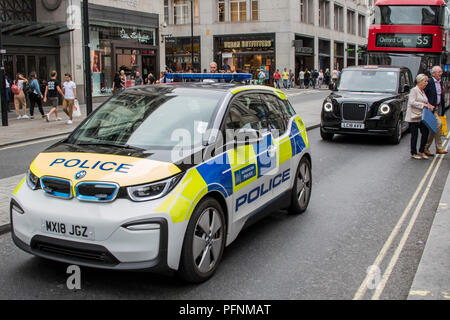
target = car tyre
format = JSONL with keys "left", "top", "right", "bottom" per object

{"left": 288, "top": 157, "right": 312, "bottom": 214}
{"left": 388, "top": 118, "right": 402, "bottom": 145}
{"left": 178, "top": 197, "right": 226, "bottom": 283}
{"left": 320, "top": 126, "right": 334, "bottom": 141}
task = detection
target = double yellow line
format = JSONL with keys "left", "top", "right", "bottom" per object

{"left": 353, "top": 131, "right": 450, "bottom": 300}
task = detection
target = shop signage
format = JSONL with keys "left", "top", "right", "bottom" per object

{"left": 120, "top": 28, "right": 152, "bottom": 44}
{"left": 224, "top": 40, "right": 272, "bottom": 49}
{"left": 295, "top": 47, "right": 313, "bottom": 54}
{"left": 375, "top": 33, "right": 433, "bottom": 49}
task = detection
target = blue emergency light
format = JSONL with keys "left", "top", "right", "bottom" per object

{"left": 166, "top": 73, "right": 253, "bottom": 81}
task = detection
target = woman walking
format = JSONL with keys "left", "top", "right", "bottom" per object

{"left": 12, "top": 74, "right": 29, "bottom": 119}
{"left": 406, "top": 74, "right": 434, "bottom": 159}
{"left": 28, "top": 72, "right": 45, "bottom": 119}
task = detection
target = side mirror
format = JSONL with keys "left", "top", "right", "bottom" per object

{"left": 403, "top": 84, "right": 410, "bottom": 94}
{"left": 234, "top": 128, "right": 263, "bottom": 146}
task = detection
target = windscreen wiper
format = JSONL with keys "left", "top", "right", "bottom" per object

{"left": 75, "top": 142, "right": 144, "bottom": 151}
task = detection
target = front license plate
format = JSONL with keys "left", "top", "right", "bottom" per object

{"left": 341, "top": 122, "right": 365, "bottom": 129}
{"left": 42, "top": 220, "right": 95, "bottom": 240}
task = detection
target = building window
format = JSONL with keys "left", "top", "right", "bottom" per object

{"left": 334, "top": 4, "right": 344, "bottom": 32}
{"left": 164, "top": 0, "right": 169, "bottom": 23}
{"left": 251, "top": 0, "right": 258, "bottom": 21}
{"left": 218, "top": 0, "right": 226, "bottom": 21}
{"left": 347, "top": 9, "right": 356, "bottom": 35}
{"left": 0, "top": 0, "right": 35, "bottom": 22}
{"left": 300, "top": 0, "right": 314, "bottom": 25}
{"left": 358, "top": 14, "right": 366, "bottom": 37}
{"left": 170, "top": 0, "right": 199, "bottom": 25}
{"left": 319, "top": 0, "right": 330, "bottom": 28}
{"left": 230, "top": 0, "right": 247, "bottom": 22}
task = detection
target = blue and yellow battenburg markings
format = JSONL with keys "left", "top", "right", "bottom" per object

{"left": 156, "top": 115, "right": 308, "bottom": 223}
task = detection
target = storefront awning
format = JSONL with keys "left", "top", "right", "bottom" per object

{"left": 0, "top": 21, "right": 74, "bottom": 38}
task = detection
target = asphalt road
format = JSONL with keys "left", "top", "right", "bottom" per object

{"left": 0, "top": 91, "right": 448, "bottom": 299}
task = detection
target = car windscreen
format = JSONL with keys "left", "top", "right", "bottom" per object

{"left": 337, "top": 70, "right": 398, "bottom": 93}
{"left": 67, "top": 89, "right": 224, "bottom": 149}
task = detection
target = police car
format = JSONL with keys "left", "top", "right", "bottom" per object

{"left": 10, "top": 74, "right": 312, "bottom": 283}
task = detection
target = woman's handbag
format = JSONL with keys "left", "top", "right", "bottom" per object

{"left": 422, "top": 108, "right": 437, "bottom": 133}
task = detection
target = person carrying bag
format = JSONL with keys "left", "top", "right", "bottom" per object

{"left": 406, "top": 74, "right": 435, "bottom": 160}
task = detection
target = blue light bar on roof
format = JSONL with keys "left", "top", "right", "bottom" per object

{"left": 166, "top": 73, "right": 253, "bottom": 80}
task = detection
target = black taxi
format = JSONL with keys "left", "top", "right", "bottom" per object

{"left": 320, "top": 65, "right": 413, "bottom": 144}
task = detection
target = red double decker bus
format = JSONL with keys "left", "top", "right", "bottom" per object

{"left": 368, "top": 0, "right": 450, "bottom": 78}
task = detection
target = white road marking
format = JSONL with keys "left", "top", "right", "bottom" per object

{"left": 353, "top": 132, "right": 450, "bottom": 300}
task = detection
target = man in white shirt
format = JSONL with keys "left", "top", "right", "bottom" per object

{"left": 62, "top": 73, "right": 77, "bottom": 125}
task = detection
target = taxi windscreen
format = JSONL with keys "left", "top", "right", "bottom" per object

{"left": 68, "top": 89, "right": 224, "bottom": 149}
{"left": 337, "top": 70, "right": 398, "bottom": 93}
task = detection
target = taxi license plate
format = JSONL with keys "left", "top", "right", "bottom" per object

{"left": 42, "top": 220, "right": 95, "bottom": 240}
{"left": 341, "top": 122, "right": 365, "bottom": 129}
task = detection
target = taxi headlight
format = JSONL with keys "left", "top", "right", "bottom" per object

{"left": 324, "top": 102, "right": 333, "bottom": 112}
{"left": 379, "top": 104, "right": 391, "bottom": 115}
{"left": 127, "top": 174, "right": 183, "bottom": 202}
{"left": 26, "top": 169, "right": 40, "bottom": 190}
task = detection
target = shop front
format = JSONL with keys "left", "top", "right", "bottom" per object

{"left": 89, "top": 4, "right": 159, "bottom": 97}
{"left": 334, "top": 41, "right": 345, "bottom": 70}
{"left": 294, "top": 35, "right": 315, "bottom": 81}
{"left": 319, "top": 39, "right": 331, "bottom": 71}
{"left": 347, "top": 43, "right": 356, "bottom": 67}
{"left": 165, "top": 36, "right": 201, "bottom": 72}
{"left": 214, "top": 34, "right": 275, "bottom": 83}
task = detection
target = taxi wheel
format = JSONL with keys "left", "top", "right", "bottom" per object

{"left": 288, "top": 157, "right": 312, "bottom": 214}
{"left": 320, "top": 126, "right": 334, "bottom": 141}
{"left": 178, "top": 197, "right": 226, "bottom": 283}
{"left": 388, "top": 118, "right": 402, "bottom": 145}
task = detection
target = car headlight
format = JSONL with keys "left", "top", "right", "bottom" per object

{"left": 127, "top": 173, "right": 183, "bottom": 202}
{"left": 26, "top": 169, "right": 40, "bottom": 190}
{"left": 379, "top": 104, "right": 390, "bottom": 115}
{"left": 323, "top": 102, "right": 333, "bottom": 112}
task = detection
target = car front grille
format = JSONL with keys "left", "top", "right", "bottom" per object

{"left": 75, "top": 182, "right": 119, "bottom": 202}
{"left": 342, "top": 103, "right": 367, "bottom": 121}
{"left": 40, "top": 177, "right": 72, "bottom": 199}
{"left": 31, "top": 235, "right": 119, "bottom": 266}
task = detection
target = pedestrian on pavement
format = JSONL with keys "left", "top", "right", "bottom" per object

{"left": 62, "top": 73, "right": 77, "bottom": 125}
{"left": 282, "top": 68, "right": 289, "bottom": 89}
{"left": 289, "top": 69, "right": 295, "bottom": 89}
{"left": 112, "top": 72, "right": 124, "bottom": 94}
{"left": 258, "top": 68, "right": 266, "bottom": 85}
{"left": 274, "top": 69, "right": 281, "bottom": 89}
{"left": 324, "top": 68, "right": 331, "bottom": 87}
{"left": 147, "top": 73, "right": 156, "bottom": 85}
{"left": 43, "top": 70, "right": 64, "bottom": 122}
{"left": 331, "top": 68, "right": 339, "bottom": 89}
{"left": 318, "top": 69, "right": 324, "bottom": 88}
{"left": 12, "top": 74, "right": 28, "bottom": 119}
{"left": 423, "top": 65, "right": 449, "bottom": 156}
{"left": 5, "top": 75, "right": 12, "bottom": 112}
{"left": 299, "top": 69, "right": 305, "bottom": 89}
{"left": 304, "top": 69, "right": 311, "bottom": 88}
{"left": 406, "top": 74, "right": 434, "bottom": 160}
{"left": 311, "top": 69, "right": 319, "bottom": 89}
{"left": 28, "top": 72, "right": 45, "bottom": 120}
{"left": 134, "top": 71, "right": 144, "bottom": 86}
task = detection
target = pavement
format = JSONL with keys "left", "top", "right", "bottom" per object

{"left": 0, "top": 87, "right": 449, "bottom": 299}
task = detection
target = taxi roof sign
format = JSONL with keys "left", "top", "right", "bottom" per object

{"left": 166, "top": 73, "right": 253, "bottom": 81}
{"left": 364, "top": 65, "right": 379, "bottom": 69}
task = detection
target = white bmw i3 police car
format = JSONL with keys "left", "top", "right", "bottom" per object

{"left": 11, "top": 75, "right": 312, "bottom": 282}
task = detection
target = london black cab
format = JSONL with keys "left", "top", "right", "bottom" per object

{"left": 320, "top": 65, "right": 412, "bottom": 144}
